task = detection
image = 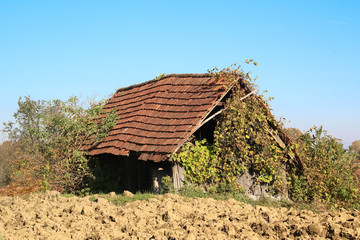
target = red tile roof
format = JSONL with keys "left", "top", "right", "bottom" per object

{"left": 87, "top": 74, "right": 231, "bottom": 162}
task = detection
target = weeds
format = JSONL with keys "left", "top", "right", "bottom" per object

{"left": 244, "top": 196, "right": 292, "bottom": 209}
{"left": 85, "top": 192, "right": 158, "bottom": 206}
{"left": 109, "top": 192, "right": 157, "bottom": 206}
{"left": 52, "top": 187, "right": 347, "bottom": 213}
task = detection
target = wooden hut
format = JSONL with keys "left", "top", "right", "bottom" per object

{"left": 86, "top": 73, "right": 297, "bottom": 194}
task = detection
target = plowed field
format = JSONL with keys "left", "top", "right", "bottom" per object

{"left": 0, "top": 191, "right": 359, "bottom": 239}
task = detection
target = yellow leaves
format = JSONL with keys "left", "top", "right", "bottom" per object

{"left": 245, "top": 59, "right": 258, "bottom": 66}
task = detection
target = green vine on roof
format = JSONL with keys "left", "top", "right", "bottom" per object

{"left": 154, "top": 73, "right": 167, "bottom": 80}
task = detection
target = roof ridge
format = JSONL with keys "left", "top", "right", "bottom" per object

{"left": 163, "top": 73, "right": 213, "bottom": 78}
{"left": 115, "top": 73, "right": 214, "bottom": 93}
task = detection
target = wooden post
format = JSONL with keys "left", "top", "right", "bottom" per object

{"left": 172, "top": 163, "right": 185, "bottom": 190}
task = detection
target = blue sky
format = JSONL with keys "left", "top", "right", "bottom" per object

{"left": 1, "top": 1, "right": 359, "bottom": 147}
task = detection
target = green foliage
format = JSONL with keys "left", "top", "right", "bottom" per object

{"left": 213, "top": 181, "right": 245, "bottom": 195}
{"left": 177, "top": 182, "right": 247, "bottom": 202}
{"left": 161, "top": 176, "right": 175, "bottom": 194}
{"left": 172, "top": 64, "right": 359, "bottom": 209}
{"left": 2, "top": 96, "right": 118, "bottom": 195}
{"left": 245, "top": 196, "right": 292, "bottom": 209}
{"left": 87, "top": 158, "right": 123, "bottom": 194}
{"left": 173, "top": 63, "right": 292, "bottom": 195}
{"left": 154, "top": 73, "right": 167, "bottom": 80}
{"left": 178, "top": 184, "right": 208, "bottom": 198}
{"left": 291, "top": 126, "right": 360, "bottom": 208}
{"left": 98, "top": 192, "right": 157, "bottom": 206}
{"left": 0, "top": 141, "right": 12, "bottom": 188}
{"left": 212, "top": 64, "right": 290, "bottom": 193}
{"left": 288, "top": 175, "right": 309, "bottom": 202}
{"left": 172, "top": 139, "right": 217, "bottom": 184}
{"left": 214, "top": 91, "right": 288, "bottom": 191}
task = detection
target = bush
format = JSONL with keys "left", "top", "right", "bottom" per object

{"left": 290, "top": 126, "right": 360, "bottom": 208}
{"left": 0, "top": 141, "right": 13, "bottom": 188}
{"left": 161, "top": 176, "right": 175, "bottom": 194}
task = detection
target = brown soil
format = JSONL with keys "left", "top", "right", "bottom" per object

{"left": 0, "top": 191, "right": 359, "bottom": 240}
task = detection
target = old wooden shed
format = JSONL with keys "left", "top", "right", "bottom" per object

{"left": 86, "top": 73, "right": 295, "bottom": 194}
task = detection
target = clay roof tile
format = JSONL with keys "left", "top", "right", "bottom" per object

{"left": 87, "top": 73, "right": 232, "bottom": 161}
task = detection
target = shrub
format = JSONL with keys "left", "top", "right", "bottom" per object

{"left": 0, "top": 141, "right": 13, "bottom": 188}
{"left": 161, "top": 176, "right": 175, "bottom": 193}
{"left": 291, "top": 126, "right": 360, "bottom": 208}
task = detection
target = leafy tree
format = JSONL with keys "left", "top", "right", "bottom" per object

{"left": 291, "top": 126, "right": 360, "bottom": 208}
{"left": 2, "top": 96, "right": 118, "bottom": 195}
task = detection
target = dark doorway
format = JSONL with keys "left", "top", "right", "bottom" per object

{"left": 88, "top": 153, "right": 172, "bottom": 193}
